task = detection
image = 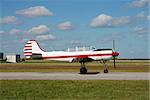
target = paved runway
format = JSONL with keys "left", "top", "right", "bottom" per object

{"left": 0, "top": 72, "right": 149, "bottom": 80}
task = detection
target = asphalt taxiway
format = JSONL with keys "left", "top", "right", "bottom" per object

{"left": 0, "top": 72, "right": 149, "bottom": 80}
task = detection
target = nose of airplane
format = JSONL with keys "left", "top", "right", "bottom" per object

{"left": 112, "top": 52, "right": 119, "bottom": 57}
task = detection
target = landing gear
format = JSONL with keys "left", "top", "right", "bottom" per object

{"left": 79, "top": 60, "right": 109, "bottom": 74}
{"left": 80, "top": 67, "right": 87, "bottom": 74}
{"left": 104, "top": 69, "right": 108, "bottom": 73}
{"left": 102, "top": 60, "right": 109, "bottom": 73}
{"left": 80, "top": 62, "right": 87, "bottom": 74}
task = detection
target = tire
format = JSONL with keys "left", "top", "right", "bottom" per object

{"left": 80, "top": 67, "right": 87, "bottom": 74}
{"left": 83, "top": 67, "right": 87, "bottom": 73}
{"left": 80, "top": 67, "right": 84, "bottom": 74}
{"left": 104, "top": 69, "right": 108, "bottom": 73}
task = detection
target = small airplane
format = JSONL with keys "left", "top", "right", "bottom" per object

{"left": 24, "top": 40, "right": 119, "bottom": 74}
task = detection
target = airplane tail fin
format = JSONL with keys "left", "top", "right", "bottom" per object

{"left": 24, "top": 40, "right": 44, "bottom": 58}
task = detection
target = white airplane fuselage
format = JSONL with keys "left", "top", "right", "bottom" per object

{"left": 40, "top": 50, "right": 113, "bottom": 62}
{"left": 24, "top": 40, "right": 119, "bottom": 62}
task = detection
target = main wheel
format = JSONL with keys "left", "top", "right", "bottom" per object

{"left": 104, "top": 69, "right": 108, "bottom": 73}
{"left": 80, "top": 67, "right": 87, "bottom": 74}
{"left": 83, "top": 67, "right": 87, "bottom": 73}
{"left": 80, "top": 67, "right": 84, "bottom": 74}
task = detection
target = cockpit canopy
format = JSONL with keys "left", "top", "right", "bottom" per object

{"left": 93, "top": 49, "right": 112, "bottom": 51}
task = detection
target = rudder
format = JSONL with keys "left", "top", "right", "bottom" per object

{"left": 24, "top": 40, "right": 44, "bottom": 59}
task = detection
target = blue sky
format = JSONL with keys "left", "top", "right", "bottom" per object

{"left": 0, "top": 0, "right": 149, "bottom": 58}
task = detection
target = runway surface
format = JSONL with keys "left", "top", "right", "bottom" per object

{"left": 0, "top": 72, "right": 149, "bottom": 80}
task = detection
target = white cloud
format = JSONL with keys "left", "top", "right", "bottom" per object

{"left": 128, "top": 0, "right": 149, "bottom": 8}
{"left": 57, "top": 21, "right": 73, "bottom": 30}
{"left": 0, "top": 16, "right": 21, "bottom": 25}
{"left": 28, "top": 25, "right": 49, "bottom": 34}
{"left": 112, "top": 16, "right": 130, "bottom": 26}
{"left": 133, "top": 27, "right": 147, "bottom": 34}
{"left": 16, "top": 6, "right": 53, "bottom": 17}
{"left": 147, "top": 15, "right": 150, "bottom": 21}
{"left": 90, "top": 14, "right": 112, "bottom": 27}
{"left": 90, "top": 14, "right": 130, "bottom": 28}
{"left": 1, "top": 25, "right": 52, "bottom": 34}
{"left": 9, "top": 29, "right": 22, "bottom": 34}
{"left": 136, "top": 11, "right": 145, "bottom": 19}
{"left": 36, "top": 34, "right": 56, "bottom": 41}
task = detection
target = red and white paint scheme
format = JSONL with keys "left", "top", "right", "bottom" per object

{"left": 24, "top": 40, "right": 119, "bottom": 73}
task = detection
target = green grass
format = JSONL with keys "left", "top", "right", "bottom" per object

{"left": 0, "top": 61, "right": 149, "bottom": 72}
{"left": 0, "top": 80, "right": 149, "bottom": 100}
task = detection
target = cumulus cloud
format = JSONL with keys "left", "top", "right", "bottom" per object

{"left": 90, "top": 14, "right": 112, "bottom": 27}
{"left": 16, "top": 6, "right": 53, "bottom": 17}
{"left": 128, "top": 0, "right": 149, "bottom": 8}
{"left": 36, "top": 34, "right": 56, "bottom": 41}
{"left": 1, "top": 25, "right": 56, "bottom": 41}
{"left": 2, "top": 24, "right": 54, "bottom": 34}
{"left": 90, "top": 14, "right": 130, "bottom": 28}
{"left": 57, "top": 21, "right": 73, "bottom": 30}
{"left": 112, "top": 16, "right": 130, "bottom": 26}
{"left": 27, "top": 25, "right": 56, "bottom": 41}
{"left": 28, "top": 25, "right": 49, "bottom": 34}
{"left": 0, "top": 16, "right": 21, "bottom": 25}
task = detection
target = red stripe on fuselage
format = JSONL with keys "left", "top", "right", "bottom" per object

{"left": 24, "top": 52, "right": 32, "bottom": 56}
{"left": 42, "top": 53, "right": 112, "bottom": 59}
{"left": 24, "top": 49, "right": 32, "bottom": 50}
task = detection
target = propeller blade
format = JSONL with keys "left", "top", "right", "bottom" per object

{"left": 113, "top": 56, "right": 116, "bottom": 68}
{"left": 113, "top": 40, "right": 115, "bottom": 51}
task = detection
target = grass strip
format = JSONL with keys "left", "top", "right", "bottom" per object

{"left": 0, "top": 80, "right": 149, "bottom": 100}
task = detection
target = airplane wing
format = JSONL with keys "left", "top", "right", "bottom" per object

{"left": 72, "top": 56, "right": 94, "bottom": 63}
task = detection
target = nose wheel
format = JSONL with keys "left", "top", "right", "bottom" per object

{"left": 102, "top": 60, "right": 109, "bottom": 73}
{"left": 104, "top": 69, "right": 108, "bottom": 73}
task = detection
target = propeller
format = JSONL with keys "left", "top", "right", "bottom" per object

{"left": 113, "top": 56, "right": 116, "bottom": 68}
{"left": 113, "top": 40, "right": 116, "bottom": 69}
